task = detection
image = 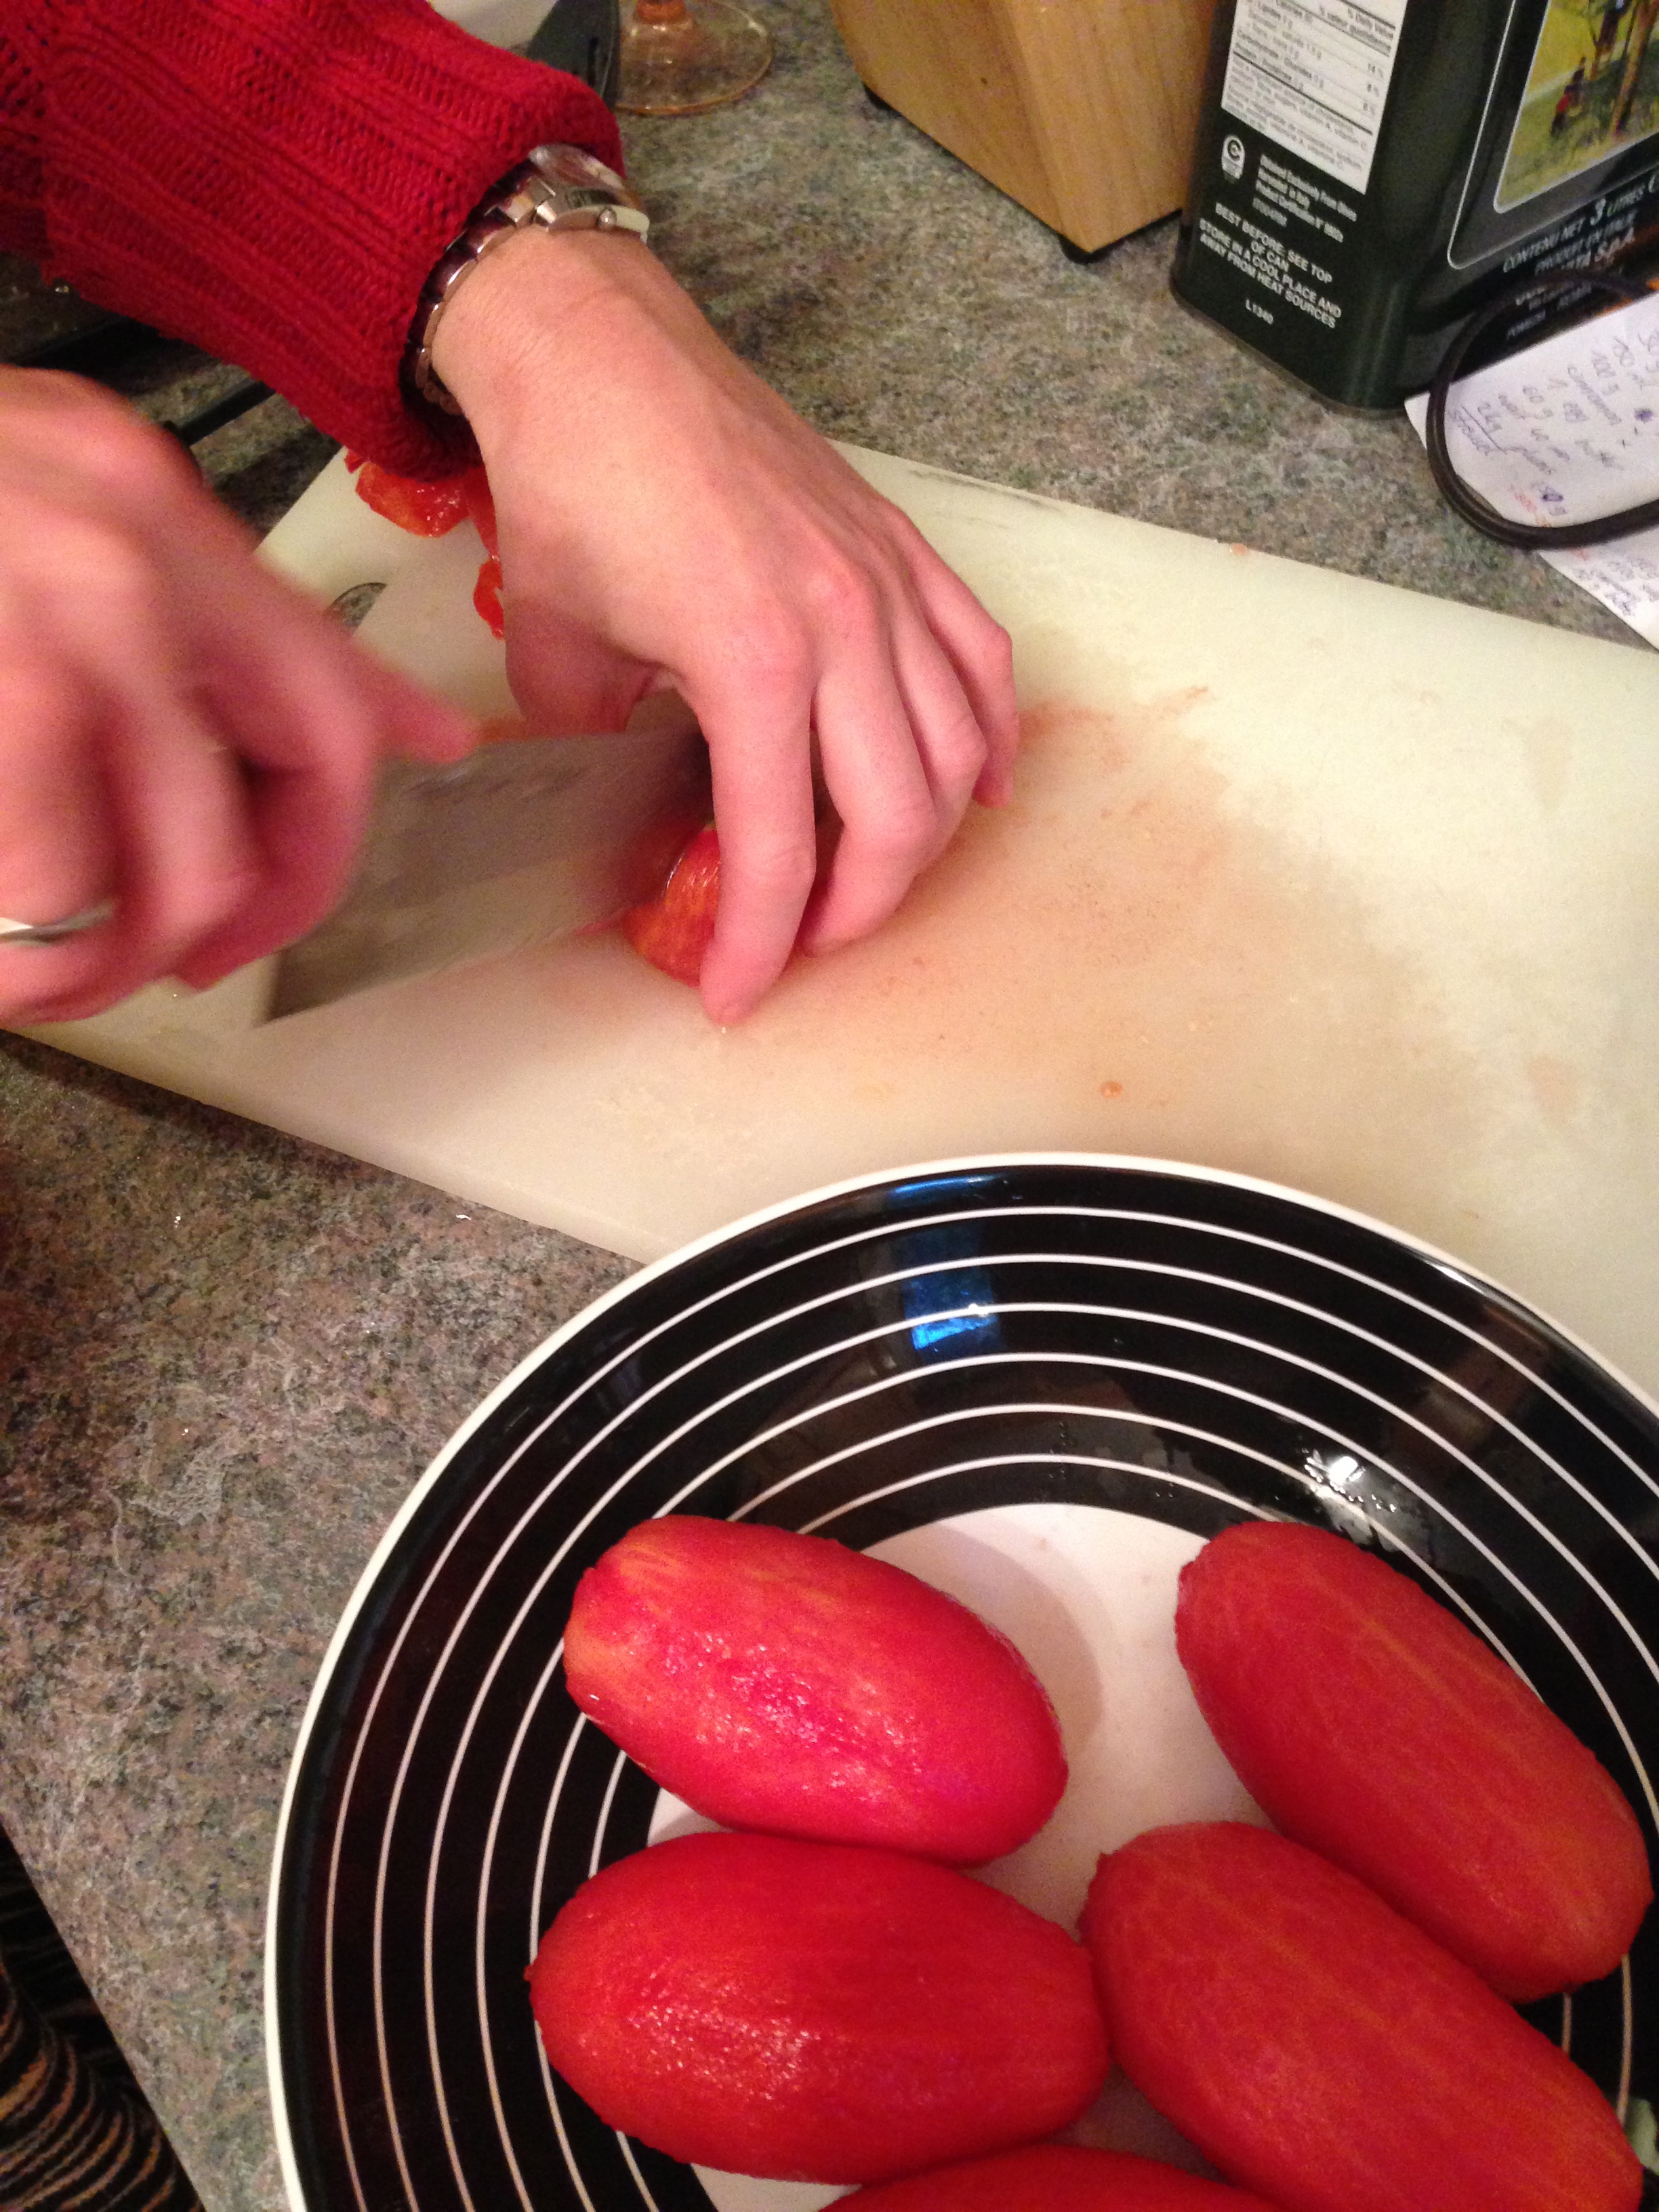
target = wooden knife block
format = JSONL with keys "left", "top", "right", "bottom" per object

{"left": 829, "top": 0, "right": 1218, "bottom": 255}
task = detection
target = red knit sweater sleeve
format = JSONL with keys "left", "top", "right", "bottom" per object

{"left": 0, "top": 0, "right": 622, "bottom": 473}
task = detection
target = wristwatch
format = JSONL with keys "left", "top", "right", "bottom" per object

{"left": 405, "top": 143, "right": 650, "bottom": 415}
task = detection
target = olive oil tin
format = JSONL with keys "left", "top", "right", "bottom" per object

{"left": 1172, "top": 0, "right": 1659, "bottom": 409}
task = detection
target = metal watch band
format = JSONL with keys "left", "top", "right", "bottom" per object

{"left": 405, "top": 143, "right": 649, "bottom": 416}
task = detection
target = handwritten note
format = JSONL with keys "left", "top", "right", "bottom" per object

{"left": 1403, "top": 292, "right": 1659, "bottom": 649}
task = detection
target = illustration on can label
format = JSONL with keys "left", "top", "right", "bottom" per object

{"left": 1496, "top": 0, "right": 1659, "bottom": 211}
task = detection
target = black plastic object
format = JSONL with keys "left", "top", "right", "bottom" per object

{"left": 164, "top": 376, "right": 274, "bottom": 449}
{"left": 527, "top": 0, "right": 622, "bottom": 109}
{"left": 1424, "top": 268, "right": 1659, "bottom": 550}
{"left": 12, "top": 313, "right": 145, "bottom": 373}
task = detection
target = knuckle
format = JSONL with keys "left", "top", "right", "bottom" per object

{"left": 81, "top": 424, "right": 190, "bottom": 510}
{"left": 0, "top": 655, "right": 83, "bottom": 743}
{"left": 803, "top": 556, "right": 883, "bottom": 639}
{"left": 173, "top": 862, "right": 256, "bottom": 949}
{"left": 5, "top": 375, "right": 191, "bottom": 506}
{"left": 728, "top": 611, "right": 814, "bottom": 696}
{"left": 980, "top": 617, "right": 1015, "bottom": 684}
{"left": 860, "top": 788, "right": 943, "bottom": 863}
{"left": 930, "top": 701, "right": 993, "bottom": 787}
{"left": 727, "top": 832, "right": 818, "bottom": 903}
{"left": 47, "top": 513, "right": 161, "bottom": 619}
{"left": 28, "top": 387, "right": 191, "bottom": 506}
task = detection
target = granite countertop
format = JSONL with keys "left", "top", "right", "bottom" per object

{"left": 0, "top": 5, "right": 1647, "bottom": 2208}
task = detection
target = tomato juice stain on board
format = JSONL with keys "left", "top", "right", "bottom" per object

{"left": 523, "top": 680, "right": 1507, "bottom": 1268}
{"left": 697, "top": 686, "right": 1486, "bottom": 1244}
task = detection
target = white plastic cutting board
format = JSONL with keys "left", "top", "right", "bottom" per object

{"left": 18, "top": 448, "right": 1659, "bottom": 1397}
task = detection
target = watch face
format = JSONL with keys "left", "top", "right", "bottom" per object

{"left": 528, "top": 142, "right": 634, "bottom": 200}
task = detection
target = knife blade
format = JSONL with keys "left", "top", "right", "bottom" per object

{"left": 264, "top": 692, "right": 710, "bottom": 1020}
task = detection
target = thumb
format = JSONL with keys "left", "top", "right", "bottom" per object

{"left": 504, "top": 611, "right": 662, "bottom": 737}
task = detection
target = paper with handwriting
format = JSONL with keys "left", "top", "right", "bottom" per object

{"left": 1404, "top": 291, "right": 1659, "bottom": 649}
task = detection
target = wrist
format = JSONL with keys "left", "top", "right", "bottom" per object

{"left": 406, "top": 144, "right": 648, "bottom": 417}
{"left": 430, "top": 223, "right": 692, "bottom": 448}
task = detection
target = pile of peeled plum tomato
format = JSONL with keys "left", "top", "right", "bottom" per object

{"left": 531, "top": 1512, "right": 1650, "bottom": 2211}
{"left": 349, "top": 457, "right": 719, "bottom": 984}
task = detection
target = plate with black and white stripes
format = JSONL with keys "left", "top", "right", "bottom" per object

{"left": 266, "top": 1155, "right": 1659, "bottom": 2212}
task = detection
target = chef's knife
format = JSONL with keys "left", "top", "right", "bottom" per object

{"left": 263, "top": 693, "right": 711, "bottom": 1020}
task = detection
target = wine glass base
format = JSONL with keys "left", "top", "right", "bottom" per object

{"left": 618, "top": 0, "right": 773, "bottom": 117}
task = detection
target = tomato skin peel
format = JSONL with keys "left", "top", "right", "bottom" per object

{"left": 1084, "top": 1821, "right": 1643, "bottom": 2212}
{"left": 564, "top": 1515, "right": 1067, "bottom": 1863}
{"left": 1174, "top": 1521, "right": 1652, "bottom": 2000}
{"left": 846, "top": 2142, "right": 1289, "bottom": 2211}
{"left": 529, "top": 1830, "right": 1109, "bottom": 2185}
{"left": 346, "top": 456, "right": 503, "bottom": 627}
{"left": 346, "top": 454, "right": 471, "bottom": 536}
{"left": 471, "top": 554, "right": 504, "bottom": 639}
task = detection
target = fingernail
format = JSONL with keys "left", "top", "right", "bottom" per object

{"left": 170, "top": 956, "right": 233, "bottom": 992}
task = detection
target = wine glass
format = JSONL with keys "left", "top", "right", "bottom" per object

{"left": 617, "top": 0, "right": 773, "bottom": 117}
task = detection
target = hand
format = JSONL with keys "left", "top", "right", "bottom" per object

{"left": 0, "top": 369, "right": 475, "bottom": 1026}
{"left": 431, "top": 228, "right": 1019, "bottom": 1025}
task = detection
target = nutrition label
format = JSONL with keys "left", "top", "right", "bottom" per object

{"left": 1221, "top": 0, "right": 1408, "bottom": 194}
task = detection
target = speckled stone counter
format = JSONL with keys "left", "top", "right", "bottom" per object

{"left": 0, "top": 5, "right": 1649, "bottom": 2209}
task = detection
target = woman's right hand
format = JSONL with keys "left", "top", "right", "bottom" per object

{"left": 0, "top": 367, "right": 476, "bottom": 1026}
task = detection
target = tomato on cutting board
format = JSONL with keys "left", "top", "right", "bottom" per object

{"left": 563, "top": 1515, "right": 1067, "bottom": 1863}
{"left": 1084, "top": 1821, "right": 1642, "bottom": 2212}
{"left": 471, "top": 554, "right": 504, "bottom": 638}
{"left": 1174, "top": 1520, "right": 1652, "bottom": 2001}
{"left": 620, "top": 823, "right": 720, "bottom": 985}
{"left": 344, "top": 453, "right": 471, "bottom": 536}
{"left": 346, "top": 455, "right": 502, "bottom": 629}
{"left": 529, "top": 1830, "right": 1110, "bottom": 2184}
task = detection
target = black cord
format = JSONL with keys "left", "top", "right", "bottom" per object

{"left": 1425, "top": 268, "right": 1659, "bottom": 550}
{"left": 159, "top": 376, "right": 272, "bottom": 451}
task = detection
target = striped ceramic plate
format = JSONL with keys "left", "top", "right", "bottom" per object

{"left": 266, "top": 1156, "right": 1659, "bottom": 2212}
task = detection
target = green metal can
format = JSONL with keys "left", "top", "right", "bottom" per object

{"left": 1172, "top": 0, "right": 1659, "bottom": 409}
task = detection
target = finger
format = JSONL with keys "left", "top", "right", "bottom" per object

{"left": 887, "top": 600, "right": 994, "bottom": 822}
{"left": 166, "top": 497, "right": 480, "bottom": 770}
{"left": 0, "top": 631, "right": 112, "bottom": 930}
{"left": 880, "top": 510, "right": 1020, "bottom": 805}
{"left": 352, "top": 643, "right": 482, "bottom": 767}
{"left": 689, "top": 671, "right": 820, "bottom": 1025}
{"left": 0, "top": 631, "right": 119, "bottom": 1021}
{"left": 33, "top": 539, "right": 260, "bottom": 1007}
{"left": 8, "top": 381, "right": 473, "bottom": 783}
{"left": 7, "top": 699, "right": 255, "bottom": 1025}
{"left": 168, "top": 754, "right": 356, "bottom": 991}
{"left": 504, "top": 594, "right": 658, "bottom": 736}
{"left": 798, "top": 649, "right": 950, "bottom": 958}
{"left": 0, "top": 514, "right": 251, "bottom": 1018}
{"left": 80, "top": 688, "right": 259, "bottom": 1010}
{"left": 163, "top": 551, "right": 478, "bottom": 985}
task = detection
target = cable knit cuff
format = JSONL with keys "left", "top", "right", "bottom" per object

{"left": 38, "top": 0, "right": 623, "bottom": 473}
{"left": 0, "top": 9, "right": 49, "bottom": 263}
